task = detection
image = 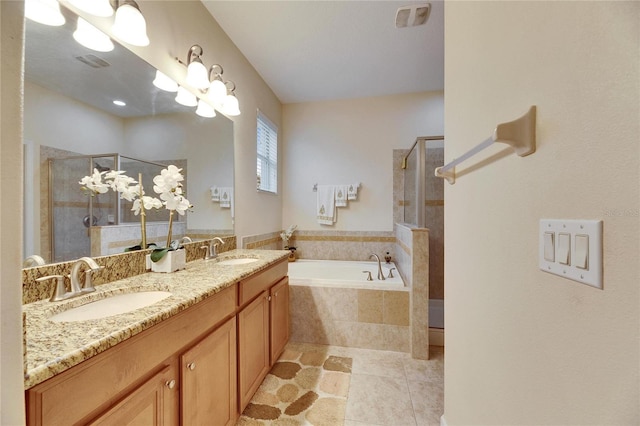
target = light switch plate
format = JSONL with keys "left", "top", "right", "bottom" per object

{"left": 539, "top": 219, "right": 603, "bottom": 289}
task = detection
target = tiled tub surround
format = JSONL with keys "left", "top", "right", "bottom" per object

{"left": 21, "top": 236, "right": 236, "bottom": 304}
{"left": 395, "top": 223, "right": 431, "bottom": 359}
{"left": 22, "top": 248, "right": 288, "bottom": 388}
{"left": 242, "top": 230, "right": 282, "bottom": 250}
{"left": 285, "top": 230, "right": 396, "bottom": 261}
{"left": 288, "top": 259, "right": 410, "bottom": 353}
{"left": 90, "top": 221, "right": 187, "bottom": 257}
{"left": 290, "top": 284, "right": 411, "bottom": 352}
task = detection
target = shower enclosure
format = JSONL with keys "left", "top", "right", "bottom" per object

{"left": 48, "top": 154, "right": 179, "bottom": 263}
{"left": 403, "top": 136, "right": 445, "bottom": 329}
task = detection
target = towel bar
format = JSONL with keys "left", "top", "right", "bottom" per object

{"left": 435, "top": 106, "right": 536, "bottom": 184}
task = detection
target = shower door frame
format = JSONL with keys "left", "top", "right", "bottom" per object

{"left": 403, "top": 136, "right": 444, "bottom": 228}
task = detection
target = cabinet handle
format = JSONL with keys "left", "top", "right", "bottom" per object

{"left": 166, "top": 379, "right": 176, "bottom": 389}
{"left": 187, "top": 362, "right": 196, "bottom": 371}
{"left": 267, "top": 296, "right": 271, "bottom": 301}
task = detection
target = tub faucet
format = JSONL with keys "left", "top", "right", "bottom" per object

{"left": 201, "top": 237, "right": 225, "bottom": 260}
{"left": 69, "top": 257, "right": 104, "bottom": 295}
{"left": 369, "top": 253, "right": 385, "bottom": 281}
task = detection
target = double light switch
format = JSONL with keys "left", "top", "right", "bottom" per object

{"left": 539, "top": 219, "right": 602, "bottom": 289}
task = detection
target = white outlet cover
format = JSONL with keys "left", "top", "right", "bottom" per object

{"left": 539, "top": 219, "right": 603, "bottom": 289}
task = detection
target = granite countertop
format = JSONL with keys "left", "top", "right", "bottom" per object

{"left": 23, "top": 249, "right": 289, "bottom": 389}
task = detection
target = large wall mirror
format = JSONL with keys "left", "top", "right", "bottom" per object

{"left": 23, "top": 5, "right": 234, "bottom": 264}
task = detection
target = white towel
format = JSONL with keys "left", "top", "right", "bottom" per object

{"left": 317, "top": 185, "right": 336, "bottom": 225}
{"left": 335, "top": 185, "right": 348, "bottom": 207}
{"left": 219, "top": 187, "right": 232, "bottom": 208}
{"left": 347, "top": 183, "right": 359, "bottom": 200}
{"left": 210, "top": 186, "right": 220, "bottom": 202}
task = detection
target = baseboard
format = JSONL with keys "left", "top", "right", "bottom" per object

{"left": 440, "top": 414, "right": 448, "bottom": 426}
{"left": 429, "top": 327, "right": 444, "bottom": 347}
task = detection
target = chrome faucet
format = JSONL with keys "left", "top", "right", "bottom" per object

{"left": 36, "top": 257, "right": 104, "bottom": 302}
{"left": 369, "top": 253, "right": 385, "bottom": 281}
{"left": 180, "top": 236, "right": 193, "bottom": 244}
{"left": 201, "top": 237, "right": 225, "bottom": 260}
{"left": 69, "top": 257, "right": 104, "bottom": 295}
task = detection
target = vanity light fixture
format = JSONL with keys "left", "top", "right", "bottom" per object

{"left": 25, "top": 0, "right": 66, "bottom": 26}
{"left": 185, "top": 45, "right": 210, "bottom": 90}
{"left": 195, "top": 100, "right": 216, "bottom": 118}
{"left": 68, "top": 0, "right": 114, "bottom": 18}
{"left": 175, "top": 86, "right": 198, "bottom": 107}
{"left": 220, "top": 81, "right": 241, "bottom": 116}
{"left": 152, "top": 70, "right": 178, "bottom": 92}
{"left": 73, "top": 17, "right": 114, "bottom": 52}
{"left": 112, "top": 0, "right": 150, "bottom": 47}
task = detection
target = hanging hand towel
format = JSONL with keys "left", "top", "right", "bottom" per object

{"left": 219, "top": 187, "right": 232, "bottom": 208}
{"left": 335, "top": 185, "right": 348, "bottom": 207}
{"left": 210, "top": 186, "right": 220, "bottom": 202}
{"left": 317, "top": 185, "right": 336, "bottom": 225}
{"left": 347, "top": 183, "right": 360, "bottom": 200}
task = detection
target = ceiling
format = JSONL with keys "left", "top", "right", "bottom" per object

{"left": 201, "top": 0, "right": 444, "bottom": 104}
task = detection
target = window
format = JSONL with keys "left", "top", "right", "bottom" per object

{"left": 256, "top": 110, "right": 278, "bottom": 193}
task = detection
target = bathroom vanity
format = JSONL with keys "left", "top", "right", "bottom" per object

{"left": 23, "top": 250, "right": 289, "bottom": 426}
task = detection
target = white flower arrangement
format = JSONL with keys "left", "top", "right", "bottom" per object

{"left": 280, "top": 224, "right": 297, "bottom": 249}
{"left": 79, "top": 165, "right": 192, "bottom": 255}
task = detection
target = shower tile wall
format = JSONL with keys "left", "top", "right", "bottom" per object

{"left": 425, "top": 147, "right": 444, "bottom": 300}
{"left": 393, "top": 147, "right": 444, "bottom": 302}
{"left": 40, "top": 145, "right": 81, "bottom": 262}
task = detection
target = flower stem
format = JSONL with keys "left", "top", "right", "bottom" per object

{"left": 166, "top": 210, "right": 174, "bottom": 248}
{"left": 139, "top": 173, "right": 147, "bottom": 249}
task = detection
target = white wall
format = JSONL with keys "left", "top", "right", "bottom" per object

{"left": 124, "top": 113, "right": 234, "bottom": 231}
{"left": 444, "top": 2, "right": 639, "bottom": 424}
{"left": 282, "top": 92, "right": 443, "bottom": 230}
{"left": 24, "top": 81, "right": 125, "bottom": 154}
{"left": 70, "top": 1, "right": 283, "bottom": 241}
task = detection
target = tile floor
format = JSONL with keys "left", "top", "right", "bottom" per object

{"left": 286, "top": 342, "right": 444, "bottom": 426}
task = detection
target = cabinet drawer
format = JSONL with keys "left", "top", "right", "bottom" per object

{"left": 238, "top": 259, "right": 287, "bottom": 307}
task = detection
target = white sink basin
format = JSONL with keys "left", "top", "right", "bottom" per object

{"left": 216, "top": 258, "right": 259, "bottom": 266}
{"left": 49, "top": 291, "right": 172, "bottom": 322}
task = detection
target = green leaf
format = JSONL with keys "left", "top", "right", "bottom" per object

{"left": 150, "top": 248, "right": 170, "bottom": 262}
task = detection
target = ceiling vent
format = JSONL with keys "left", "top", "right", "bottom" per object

{"left": 74, "top": 54, "right": 111, "bottom": 69}
{"left": 395, "top": 3, "right": 431, "bottom": 28}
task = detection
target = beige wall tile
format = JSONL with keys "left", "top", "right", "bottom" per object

{"left": 383, "top": 291, "right": 410, "bottom": 326}
{"left": 357, "top": 290, "right": 383, "bottom": 324}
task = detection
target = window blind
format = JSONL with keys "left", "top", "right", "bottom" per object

{"left": 257, "top": 111, "right": 278, "bottom": 193}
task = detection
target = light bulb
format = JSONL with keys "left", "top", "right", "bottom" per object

{"left": 25, "top": 0, "right": 65, "bottom": 26}
{"left": 112, "top": 2, "right": 150, "bottom": 47}
{"left": 73, "top": 18, "right": 114, "bottom": 52}
{"left": 186, "top": 60, "right": 209, "bottom": 90}
{"left": 175, "top": 87, "right": 197, "bottom": 107}
{"left": 68, "top": 0, "right": 113, "bottom": 17}
{"left": 152, "top": 70, "right": 178, "bottom": 92}
{"left": 208, "top": 79, "right": 227, "bottom": 105}
{"left": 196, "top": 100, "right": 216, "bottom": 118}
{"left": 221, "top": 94, "right": 241, "bottom": 116}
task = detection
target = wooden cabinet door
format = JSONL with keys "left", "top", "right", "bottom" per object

{"left": 237, "top": 290, "right": 270, "bottom": 412}
{"left": 181, "top": 317, "right": 237, "bottom": 426}
{"left": 88, "top": 364, "right": 178, "bottom": 426}
{"left": 270, "top": 277, "right": 290, "bottom": 364}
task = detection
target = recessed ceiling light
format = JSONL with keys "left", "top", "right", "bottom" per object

{"left": 113, "top": 100, "right": 126, "bottom": 106}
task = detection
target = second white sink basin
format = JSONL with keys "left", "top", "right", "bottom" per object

{"left": 49, "top": 291, "right": 172, "bottom": 323}
{"left": 216, "top": 258, "right": 259, "bottom": 266}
